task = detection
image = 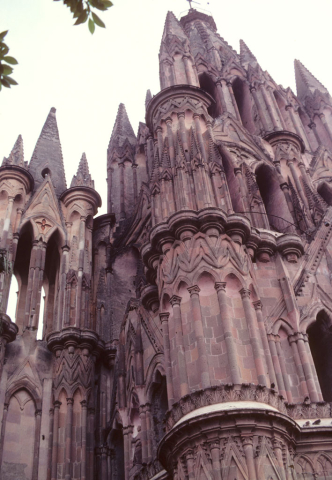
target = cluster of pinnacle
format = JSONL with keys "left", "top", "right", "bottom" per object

{"left": 1, "top": 9, "right": 330, "bottom": 202}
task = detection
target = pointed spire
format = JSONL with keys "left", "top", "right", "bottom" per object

{"left": 107, "top": 103, "right": 136, "bottom": 161}
{"left": 2, "top": 135, "right": 25, "bottom": 167}
{"left": 240, "top": 39, "right": 258, "bottom": 68}
{"left": 145, "top": 89, "right": 152, "bottom": 110}
{"left": 294, "top": 59, "right": 331, "bottom": 101}
{"left": 70, "top": 153, "right": 95, "bottom": 189}
{"left": 29, "top": 108, "right": 67, "bottom": 197}
{"left": 162, "top": 11, "right": 188, "bottom": 43}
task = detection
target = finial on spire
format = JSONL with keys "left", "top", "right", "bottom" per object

{"left": 2, "top": 134, "right": 25, "bottom": 168}
{"left": 70, "top": 152, "right": 95, "bottom": 189}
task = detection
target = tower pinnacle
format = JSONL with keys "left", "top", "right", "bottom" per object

{"left": 294, "top": 59, "right": 331, "bottom": 101}
{"left": 29, "top": 107, "right": 67, "bottom": 197}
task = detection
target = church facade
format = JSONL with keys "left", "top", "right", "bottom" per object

{"left": 1, "top": 7, "right": 332, "bottom": 480}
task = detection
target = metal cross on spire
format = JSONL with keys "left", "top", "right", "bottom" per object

{"left": 186, "top": 0, "right": 200, "bottom": 9}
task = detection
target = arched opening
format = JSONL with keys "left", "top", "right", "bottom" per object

{"left": 255, "top": 164, "right": 294, "bottom": 233}
{"left": 232, "top": 77, "right": 256, "bottom": 133}
{"left": 307, "top": 310, "right": 332, "bottom": 402}
{"left": 14, "top": 222, "right": 34, "bottom": 332}
{"left": 6, "top": 274, "right": 19, "bottom": 322}
{"left": 109, "top": 425, "right": 125, "bottom": 480}
{"left": 150, "top": 371, "right": 168, "bottom": 456}
{"left": 0, "top": 389, "right": 36, "bottom": 480}
{"left": 41, "top": 167, "right": 51, "bottom": 178}
{"left": 318, "top": 182, "right": 332, "bottom": 206}
{"left": 43, "top": 230, "right": 61, "bottom": 337}
{"left": 36, "top": 286, "right": 45, "bottom": 340}
{"left": 198, "top": 73, "right": 219, "bottom": 118}
{"left": 220, "top": 150, "right": 242, "bottom": 213}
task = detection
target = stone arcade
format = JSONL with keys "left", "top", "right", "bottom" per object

{"left": 1, "top": 7, "right": 332, "bottom": 480}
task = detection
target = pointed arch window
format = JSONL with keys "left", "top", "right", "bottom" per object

{"left": 307, "top": 309, "right": 332, "bottom": 402}
{"left": 232, "top": 77, "right": 256, "bottom": 133}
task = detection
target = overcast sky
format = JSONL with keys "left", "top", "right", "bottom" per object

{"left": 1, "top": 0, "right": 332, "bottom": 216}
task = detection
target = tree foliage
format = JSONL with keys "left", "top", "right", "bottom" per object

{"left": 0, "top": 31, "right": 18, "bottom": 91}
{"left": 54, "top": 0, "right": 113, "bottom": 34}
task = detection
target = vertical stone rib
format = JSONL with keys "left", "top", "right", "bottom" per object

{"left": 170, "top": 295, "right": 189, "bottom": 398}
{"left": 215, "top": 283, "right": 241, "bottom": 385}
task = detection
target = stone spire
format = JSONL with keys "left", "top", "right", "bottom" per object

{"left": 107, "top": 103, "right": 136, "bottom": 161}
{"left": 70, "top": 152, "right": 94, "bottom": 189}
{"left": 2, "top": 135, "right": 25, "bottom": 167}
{"left": 240, "top": 39, "right": 258, "bottom": 69}
{"left": 145, "top": 89, "right": 152, "bottom": 110}
{"left": 294, "top": 59, "right": 331, "bottom": 102}
{"left": 162, "top": 11, "right": 188, "bottom": 43}
{"left": 29, "top": 107, "right": 67, "bottom": 197}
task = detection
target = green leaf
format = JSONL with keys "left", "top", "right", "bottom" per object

{"left": 1, "top": 77, "right": 11, "bottom": 88}
{"left": 3, "top": 56, "right": 18, "bottom": 65}
{"left": 88, "top": 18, "right": 95, "bottom": 34}
{"left": 0, "top": 31, "right": 8, "bottom": 40}
{"left": 92, "top": 12, "right": 105, "bottom": 27}
{"left": 102, "top": 0, "right": 113, "bottom": 6}
{"left": 1, "top": 64, "right": 13, "bottom": 75}
{"left": 0, "top": 45, "right": 9, "bottom": 57}
{"left": 5, "top": 76, "right": 18, "bottom": 85}
{"left": 74, "top": 9, "right": 88, "bottom": 25}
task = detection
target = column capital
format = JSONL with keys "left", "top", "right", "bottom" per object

{"left": 177, "top": 112, "right": 185, "bottom": 119}
{"left": 54, "top": 400, "right": 62, "bottom": 409}
{"left": 80, "top": 399, "right": 87, "bottom": 408}
{"left": 66, "top": 397, "right": 74, "bottom": 406}
{"left": 193, "top": 113, "right": 200, "bottom": 120}
{"left": 165, "top": 116, "right": 173, "bottom": 125}
{"left": 239, "top": 288, "right": 251, "bottom": 299}
{"left": 159, "top": 312, "right": 170, "bottom": 323}
{"left": 253, "top": 300, "right": 263, "bottom": 311}
{"left": 214, "top": 282, "right": 226, "bottom": 293}
{"left": 169, "top": 295, "right": 182, "bottom": 306}
{"left": 35, "top": 409, "right": 42, "bottom": 417}
{"left": 187, "top": 285, "right": 200, "bottom": 296}
{"left": 241, "top": 436, "right": 254, "bottom": 447}
{"left": 156, "top": 125, "right": 162, "bottom": 133}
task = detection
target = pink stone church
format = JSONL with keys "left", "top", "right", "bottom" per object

{"left": 1, "top": 7, "right": 332, "bottom": 480}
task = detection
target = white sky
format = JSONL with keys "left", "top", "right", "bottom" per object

{"left": 1, "top": 0, "right": 332, "bottom": 217}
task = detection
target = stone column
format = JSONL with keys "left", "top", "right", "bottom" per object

{"left": 51, "top": 400, "right": 61, "bottom": 480}
{"left": 0, "top": 196, "right": 14, "bottom": 248}
{"left": 81, "top": 400, "right": 88, "bottom": 480}
{"left": 47, "top": 408, "right": 54, "bottom": 480}
{"left": 170, "top": 295, "right": 189, "bottom": 398}
{"left": 268, "top": 334, "right": 287, "bottom": 398}
{"left": 269, "top": 88, "right": 287, "bottom": 129}
{"left": 57, "top": 245, "right": 69, "bottom": 331}
{"left": 145, "top": 403, "right": 152, "bottom": 463}
{"left": 261, "top": 85, "right": 279, "bottom": 130}
{"left": 210, "top": 441, "right": 222, "bottom": 480}
{"left": 132, "top": 164, "right": 138, "bottom": 204}
{"left": 250, "top": 86, "right": 270, "bottom": 132}
{"left": 287, "top": 160, "right": 310, "bottom": 211}
{"left": 25, "top": 240, "right": 47, "bottom": 330}
{"left": 303, "top": 333, "right": 323, "bottom": 401}
{"left": 193, "top": 114, "right": 207, "bottom": 163}
{"left": 87, "top": 407, "right": 95, "bottom": 480}
{"left": 119, "top": 163, "right": 126, "bottom": 220}
{"left": 309, "top": 121, "right": 322, "bottom": 145}
{"left": 101, "top": 444, "right": 108, "bottom": 479}
{"left": 166, "top": 118, "right": 175, "bottom": 168}
{"left": 188, "top": 285, "right": 211, "bottom": 389}
{"left": 160, "top": 312, "right": 174, "bottom": 408}
{"left": 0, "top": 403, "right": 9, "bottom": 467}
{"left": 288, "top": 334, "right": 309, "bottom": 398}
{"left": 32, "top": 409, "right": 42, "bottom": 479}
{"left": 227, "top": 82, "right": 242, "bottom": 122}
{"left": 178, "top": 113, "right": 190, "bottom": 162}
{"left": 253, "top": 301, "right": 277, "bottom": 388}
{"left": 242, "top": 437, "right": 256, "bottom": 480}
{"left": 186, "top": 449, "right": 195, "bottom": 479}
{"left": 215, "top": 282, "right": 241, "bottom": 384}
{"left": 216, "top": 80, "right": 227, "bottom": 114}
{"left": 76, "top": 216, "right": 86, "bottom": 328}
{"left": 139, "top": 406, "right": 148, "bottom": 464}
{"left": 273, "top": 438, "right": 286, "bottom": 480}
{"left": 123, "top": 426, "right": 130, "bottom": 480}
{"left": 240, "top": 288, "right": 267, "bottom": 386}
{"left": 65, "top": 397, "right": 74, "bottom": 480}
{"left": 275, "top": 338, "right": 293, "bottom": 403}
{"left": 234, "top": 167, "right": 251, "bottom": 215}
{"left": 295, "top": 332, "right": 320, "bottom": 402}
